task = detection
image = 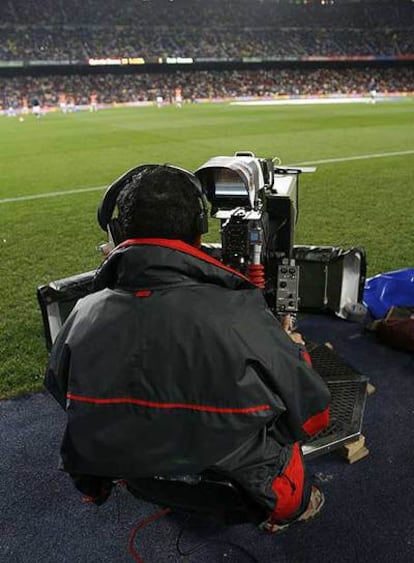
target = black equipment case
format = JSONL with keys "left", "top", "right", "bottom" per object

{"left": 293, "top": 245, "right": 367, "bottom": 318}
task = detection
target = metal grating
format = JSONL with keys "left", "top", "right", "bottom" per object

{"left": 307, "top": 343, "right": 361, "bottom": 380}
{"left": 302, "top": 345, "right": 368, "bottom": 459}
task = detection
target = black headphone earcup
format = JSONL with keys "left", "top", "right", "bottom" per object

{"left": 193, "top": 190, "right": 209, "bottom": 235}
{"left": 197, "top": 205, "right": 209, "bottom": 235}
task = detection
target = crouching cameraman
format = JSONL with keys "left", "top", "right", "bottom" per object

{"left": 44, "top": 164, "right": 330, "bottom": 533}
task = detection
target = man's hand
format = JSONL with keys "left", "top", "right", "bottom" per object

{"left": 288, "top": 332, "right": 306, "bottom": 346}
{"left": 281, "top": 315, "right": 305, "bottom": 346}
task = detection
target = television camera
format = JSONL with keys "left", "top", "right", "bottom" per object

{"left": 195, "top": 151, "right": 312, "bottom": 317}
{"left": 38, "top": 151, "right": 366, "bottom": 351}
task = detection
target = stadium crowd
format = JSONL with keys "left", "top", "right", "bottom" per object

{"left": 1, "top": 0, "right": 413, "bottom": 111}
{"left": 1, "top": 0, "right": 413, "bottom": 28}
{"left": 0, "top": 0, "right": 413, "bottom": 61}
{"left": 2, "top": 66, "right": 413, "bottom": 110}
{"left": 1, "top": 27, "right": 413, "bottom": 61}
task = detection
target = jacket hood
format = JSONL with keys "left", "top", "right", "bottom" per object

{"left": 94, "top": 238, "right": 255, "bottom": 292}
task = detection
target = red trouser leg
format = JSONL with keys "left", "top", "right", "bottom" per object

{"left": 269, "top": 442, "right": 311, "bottom": 524}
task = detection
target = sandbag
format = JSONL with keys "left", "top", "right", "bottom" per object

{"left": 376, "top": 306, "right": 414, "bottom": 353}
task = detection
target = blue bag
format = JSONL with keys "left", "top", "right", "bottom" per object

{"left": 363, "top": 268, "right": 414, "bottom": 319}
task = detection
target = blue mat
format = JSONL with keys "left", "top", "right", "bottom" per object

{"left": 1, "top": 315, "right": 413, "bottom": 563}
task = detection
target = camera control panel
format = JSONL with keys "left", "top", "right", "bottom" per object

{"left": 275, "top": 262, "right": 300, "bottom": 313}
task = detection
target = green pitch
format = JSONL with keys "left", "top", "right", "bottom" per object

{"left": 1, "top": 100, "right": 413, "bottom": 398}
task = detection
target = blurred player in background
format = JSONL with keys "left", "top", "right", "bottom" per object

{"left": 58, "top": 92, "right": 67, "bottom": 114}
{"left": 175, "top": 86, "right": 183, "bottom": 108}
{"left": 31, "top": 98, "right": 42, "bottom": 119}
{"left": 89, "top": 92, "right": 98, "bottom": 112}
{"left": 156, "top": 92, "right": 163, "bottom": 108}
{"left": 21, "top": 97, "right": 29, "bottom": 115}
{"left": 67, "top": 95, "right": 76, "bottom": 112}
{"left": 369, "top": 78, "right": 377, "bottom": 104}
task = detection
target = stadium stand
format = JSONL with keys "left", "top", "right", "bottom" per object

{"left": 0, "top": 0, "right": 413, "bottom": 28}
{"left": 0, "top": 1, "right": 413, "bottom": 112}
{"left": 0, "top": 0, "right": 413, "bottom": 61}
{"left": 2, "top": 67, "right": 414, "bottom": 110}
{"left": 1, "top": 25, "right": 413, "bottom": 61}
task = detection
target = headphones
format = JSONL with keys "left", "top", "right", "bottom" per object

{"left": 97, "top": 164, "right": 209, "bottom": 246}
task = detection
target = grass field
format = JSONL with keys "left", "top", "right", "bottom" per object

{"left": 1, "top": 100, "right": 413, "bottom": 399}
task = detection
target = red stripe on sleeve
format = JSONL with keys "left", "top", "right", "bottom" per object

{"left": 302, "top": 407, "right": 330, "bottom": 436}
{"left": 135, "top": 290, "right": 151, "bottom": 297}
{"left": 66, "top": 393, "right": 272, "bottom": 414}
{"left": 301, "top": 349, "right": 313, "bottom": 366}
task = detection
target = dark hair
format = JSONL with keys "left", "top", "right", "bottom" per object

{"left": 116, "top": 165, "right": 202, "bottom": 244}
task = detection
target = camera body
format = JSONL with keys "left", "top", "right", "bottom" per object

{"left": 195, "top": 152, "right": 301, "bottom": 315}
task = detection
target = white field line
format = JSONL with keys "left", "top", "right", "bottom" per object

{"left": 0, "top": 149, "right": 413, "bottom": 205}
{"left": 293, "top": 149, "right": 414, "bottom": 166}
{"left": 0, "top": 185, "right": 106, "bottom": 205}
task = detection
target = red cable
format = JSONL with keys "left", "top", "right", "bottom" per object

{"left": 128, "top": 507, "right": 172, "bottom": 562}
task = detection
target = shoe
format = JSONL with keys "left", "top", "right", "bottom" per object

{"left": 260, "top": 485, "right": 325, "bottom": 534}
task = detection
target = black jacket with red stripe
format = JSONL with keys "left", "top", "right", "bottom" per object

{"left": 45, "top": 239, "right": 330, "bottom": 520}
